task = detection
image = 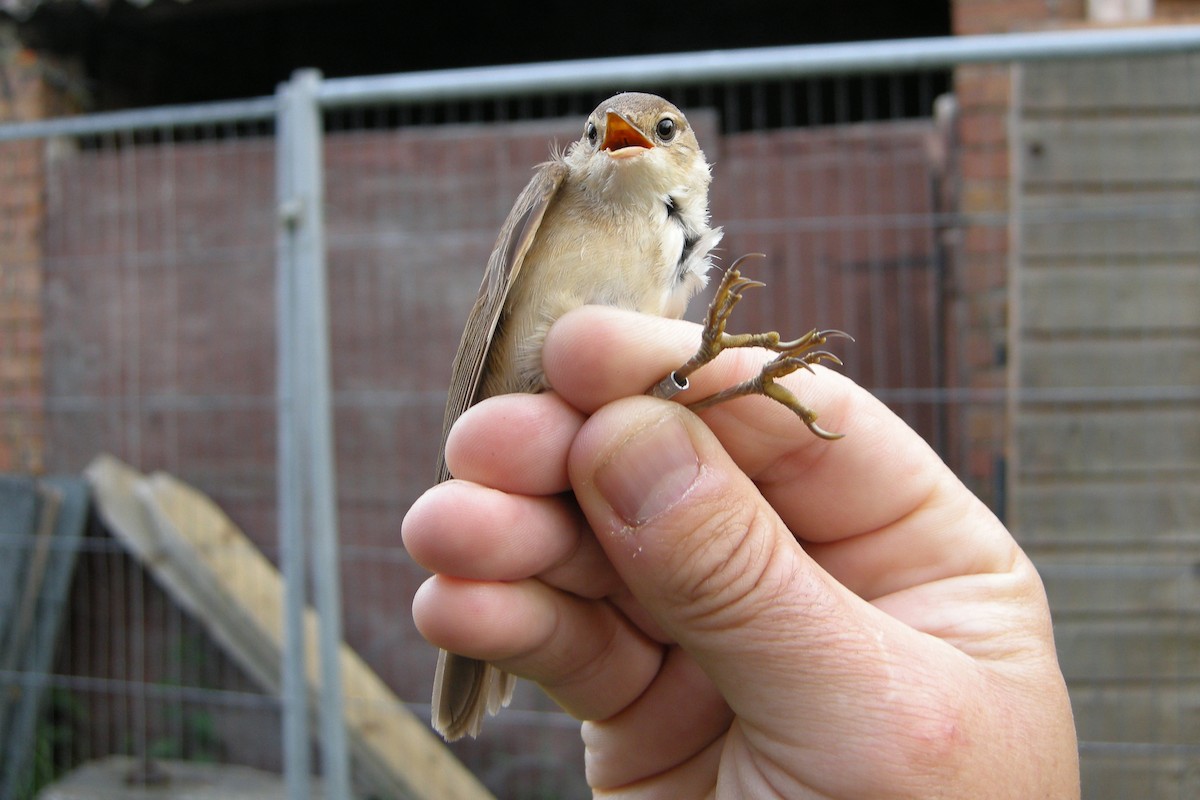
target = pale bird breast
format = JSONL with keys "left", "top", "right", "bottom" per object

{"left": 531, "top": 186, "right": 683, "bottom": 312}
{"left": 485, "top": 177, "right": 712, "bottom": 396}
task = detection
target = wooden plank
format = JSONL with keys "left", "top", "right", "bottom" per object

{"left": 1080, "top": 748, "right": 1200, "bottom": 800}
{"left": 1033, "top": 550, "right": 1200, "bottom": 615}
{"left": 1054, "top": 617, "right": 1200, "bottom": 681}
{"left": 1023, "top": 218, "right": 1200, "bottom": 261}
{"left": 86, "top": 455, "right": 493, "bottom": 800}
{"left": 1069, "top": 682, "right": 1200, "bottom": 744}
{"left": 85, "top": 456, "right": 282, "bottom": 694}
{"left": 0, "top": 477, "right": 44, "bottom": 787}
{"left": 1013, "top": 481, "right": 1200, "bottom": 543}
{"left": 1020, "top": 191, "right": 1200, "bottom": 259}
{"left": 1022, "top": 213, "right": 1200, "bottom": 260}
{"left": 0, "top": 477, "right": 42, "bottom": 652}
{"left": 0, "top": 477, "right": 87, "bottom": 798}
{"left": 0, "top": 485, "right": 61, "bottom": 678}
{"left": 1017, "top": 409, "right": 1200, "bottom": 477}
{"left": 1019, "top": 264, "right": 1200, "bottom": 332}
{"left": 1020, "top": 117, "right": 1200, "bottom": 186}
{"left": 1022, "top": 54, "right": 1200, "bottom": 112}
{"left": 138, "top": 472, "right": 473, "bottom": 800}
{"left": 1018, "top": 337, "right": 1200, "bottom": 389}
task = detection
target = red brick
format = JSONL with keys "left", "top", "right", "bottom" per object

{"left": 967, "top": 447, "right": 997, "bottom": 481}
{"left": 959, "top": 111, "right": 1009, "bottom": 147}
{"left": 0, "top": 264, "right": 40, "bottom": 295}
{"left": 0, "top": 46, "right": 54, "bottom": 474}
{"left": 962, "top": 179, "right": 1010, "bottom": 213}
{"left": 962, "top": 148, "right": 1011, "bottom": 180}
{"left": 955, "top": 67, "right": 1013, "bottom": 107}
{"left": 954, "top": 0, "right": 1083, "bottom": 34}
{"left": 959, "top": 264, "right": 1008, "bottom": 300}
{"left": 1158, "top": 0, "right": 1200, "bottom": 18}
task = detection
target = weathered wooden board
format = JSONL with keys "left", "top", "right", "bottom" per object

{"left": 1013, "top": 480, "right": 1200, "bottom": 544}
{"left": 85, "top": 456, "right": 283, "bottom": 694}
{"left": 1080, "top": 748, "right": 1200, "bottom": 800}
{"left": 1034, "top": 552, "right": 1200, "bottom": 615}
{"left": 86, "top": 455, "right": 493, "bottom": 800}
{"left": 0, "top": 476, "right": 87, "bottom": 799}
{"left": 1068, "top": 682, "right": 1200, "bottom": 744}
{"left": 1020, "top": 117, "right": 1200, "bottom": 185}
{"left": 1020, "top": 191, "right": 1200, "bottom": 259}
{"left": 141, "top": 471, "right": 492, "bottom": 800}
{"left": 1022, "top": 55, "right": 1200, "bottom": 112}
{"left": 1019, "top": 264, "right": 1200, "bottom": 332}
{"left": 0, "top": 477, "right": 42, "bottom": 652}
{"left": 1018, "top": 337, "right": 1200, "bottom": 389}
{"left": 1054, "top": 618, "right": 1200, "bottom": 681}
{"left": 1017, "top": 408, "right": 1200, "bottom": 476}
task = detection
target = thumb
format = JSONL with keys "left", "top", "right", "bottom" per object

{"left": 567, "top": 396, "right": 909, "bottom": 742}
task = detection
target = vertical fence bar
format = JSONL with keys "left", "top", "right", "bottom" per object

{"left": 276, "top": 72, "right": 312, "bottom": 800}
{"left": 292, "top": 68, "right": 352, "bottom": 800}
{"left": 277, "top": 68, "right": 352, "bottom": 800}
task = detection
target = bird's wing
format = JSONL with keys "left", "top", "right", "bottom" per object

{"left": 434, "top": 160, "right": 568, "bottom": 483}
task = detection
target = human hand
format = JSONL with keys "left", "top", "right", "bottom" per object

{"left": 403, "top": 306, "right": 1080, "bottom": 798}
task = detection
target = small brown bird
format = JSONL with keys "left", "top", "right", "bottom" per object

{"left": 432, "top": 92, "right": 845, "bottom": 741}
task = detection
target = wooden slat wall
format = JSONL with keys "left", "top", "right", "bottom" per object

{"left": 1012, "top": 53, "right": 1200, "bottom": 798}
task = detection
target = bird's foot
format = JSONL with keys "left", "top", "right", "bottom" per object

{"left": 649, "top": 253, "right": 851, "bottom": 439}
{"left": 687, "top": 342, "right": 848, "bottom": 439}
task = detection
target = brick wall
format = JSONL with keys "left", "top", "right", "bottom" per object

{"left": 949, "top": 1, "right": 1092, "bottom": 506}
{"left": 954, "top": 0, "right": 1086, "bottom": 34}
{"left": 0, "top": 37, "right": 80, "bottom": 474}
{"left": 949, "top": 63, "right": 1011, "bottom": 506}
{"left": 0, "top": 46, "right": 47, "bottom": 473}
{"left": 710, "top": 121, "right": 943, "bottom": 444}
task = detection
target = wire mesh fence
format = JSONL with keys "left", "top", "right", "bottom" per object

{"left": 0, "top": 27, "right": 1198, "bottom": 800}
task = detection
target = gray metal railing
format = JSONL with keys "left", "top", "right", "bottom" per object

{"left": 3, "top": 25, "right": 1200, "bottom": 142}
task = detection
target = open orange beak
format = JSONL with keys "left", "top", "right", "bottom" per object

{"left": 602, "top": 111, "right": 654, "bottom": 157}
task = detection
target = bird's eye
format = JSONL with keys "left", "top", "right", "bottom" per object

{"left": 656, "top": 117, "right": 676, "bottom": 142}
{"left": 586, "top": 122, "right": 598, "bottom": 146}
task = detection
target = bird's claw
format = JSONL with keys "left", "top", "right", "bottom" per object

{"left": 651, "top": 253, "right": 766, "bottom": 398}
{"left": 650, "top": 255, "right": 851, "bottom": 439}
{"left": 687, "top": 339, "right": 846, "bottom": 439}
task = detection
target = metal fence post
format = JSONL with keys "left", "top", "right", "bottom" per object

{"left": 276, "top": 68, "right": 352, "bottom": 800}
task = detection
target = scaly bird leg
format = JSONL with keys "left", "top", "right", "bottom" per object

{"left": 649, "top": 253, "right": 852, "bottom": 439}
{"left": 687, "top": 344, "right": 847, "bottom": 439}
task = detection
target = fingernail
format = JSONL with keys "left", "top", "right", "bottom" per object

{"left": 594, "top": 415, "right": 700, "bottom": 526}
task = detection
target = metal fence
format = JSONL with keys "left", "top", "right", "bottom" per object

{"left": 1, "top": 25, "right": 1199, "bottom": 800}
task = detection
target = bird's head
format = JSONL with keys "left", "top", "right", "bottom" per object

{"left": 564, "top": 92, "right": 711, "bottom": 204}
